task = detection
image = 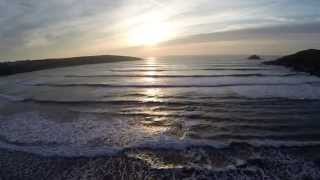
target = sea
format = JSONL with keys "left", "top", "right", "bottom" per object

{"left": 1, "top": 55, "right": 320, "bottom": 179}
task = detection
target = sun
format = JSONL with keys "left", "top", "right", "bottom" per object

{"left": 128, "top": 21, "right": 173, "bottom": 46}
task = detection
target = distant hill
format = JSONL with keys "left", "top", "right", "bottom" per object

{"left": 0, "top": 55, "right": 142, "bottom": 76}
{"left": 264, "top": 49, "right": 320, "bottom": 76}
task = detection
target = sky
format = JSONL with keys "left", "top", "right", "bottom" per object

{"left": 0, "top": 0, "right": 320, "bottom": 60}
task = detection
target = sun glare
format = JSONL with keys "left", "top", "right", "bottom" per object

{"left": 128, "top": 19, "right": 174, "bottom": 47}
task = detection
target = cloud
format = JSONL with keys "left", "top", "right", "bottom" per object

{"left": 162, "top": 23, "right": 320, "bottom": 45}
{"left": 0, "top": 0, "right": 320, "bottom": 60}
{"left": 117, "top": 22, "right": 320, "bottom": 56}
{"left": 0, "top": 0, "right": 123, "bottom": 57}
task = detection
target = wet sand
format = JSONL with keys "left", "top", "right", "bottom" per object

{"left": 1, "top": 143, "right": 320, "bottom": 180}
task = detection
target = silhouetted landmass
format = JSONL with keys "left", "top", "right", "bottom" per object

{"left": 264, "top": 49, "right": 320, "bottom": 76}
{"left": 248, "top": 55, "right": 261, "bottom": 60}
{"left": 0, "top": 55, "right": 142, "bottom": 76}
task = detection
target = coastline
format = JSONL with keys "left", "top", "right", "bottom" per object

{"left": 0, "top": 55, "right": 142, "bottom": 77}
{"left": 1, "top": 143, "right": 320, "bottom": 179}
{"left": 264, "top": 49, "right": 320, "bottom": 77}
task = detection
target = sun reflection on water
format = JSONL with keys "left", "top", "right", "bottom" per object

{"left": 143, "top": 88, "right": 162, "bottom": 102}
{"left": 135, "top": 57, "right": 173, "bottom": 137}
{"left": 142, "top": 57, "right": 162, "bottom": 101}
{"left": 142, "top": 57, "right": 158, "bottom": 82}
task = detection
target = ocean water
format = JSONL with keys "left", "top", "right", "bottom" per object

{"left": 1, "top": 55, "right": 320, "bottom": 158}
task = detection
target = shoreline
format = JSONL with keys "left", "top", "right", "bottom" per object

{"left": 264, "top": 49, "right": 320, "bottom": 77}
{"left": 1, "top": 143, "right": 320, "bottom": 179}
{"left": 0, "top": 55, "right": 142, "bottom": 77}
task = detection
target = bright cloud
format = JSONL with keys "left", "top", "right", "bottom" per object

{"left": 0, "top": 0, "right": 319, "bottom": 60}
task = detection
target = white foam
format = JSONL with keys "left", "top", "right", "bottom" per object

{"left": 1, "top": 57, "right": 320, "bottom": 157}
{"left": 0, "top": 111, "right": 179, "bottom": 156}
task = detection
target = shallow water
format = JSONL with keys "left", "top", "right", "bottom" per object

{"left": 1, "top": 55, "right": 320, "bottom": 157}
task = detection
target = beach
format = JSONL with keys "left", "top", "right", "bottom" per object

{"left": 1, "top": 143, "right": 320, "bottom": 179}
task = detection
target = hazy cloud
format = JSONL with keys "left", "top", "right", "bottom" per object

{"left": 164, "top": 23, "right": 320, "bottom": 45}
{"left": 0, "top": 0, "right": 320, "bottom": 60}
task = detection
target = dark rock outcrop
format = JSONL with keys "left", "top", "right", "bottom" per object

{"left": 264, "top": 49, "right": 320, "bottom": 76}
{"left": 0, "top": 55, "right": 141, "bottom": 76}
{"left": 248, "top": 55, "right": 261, "bottom": 60}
